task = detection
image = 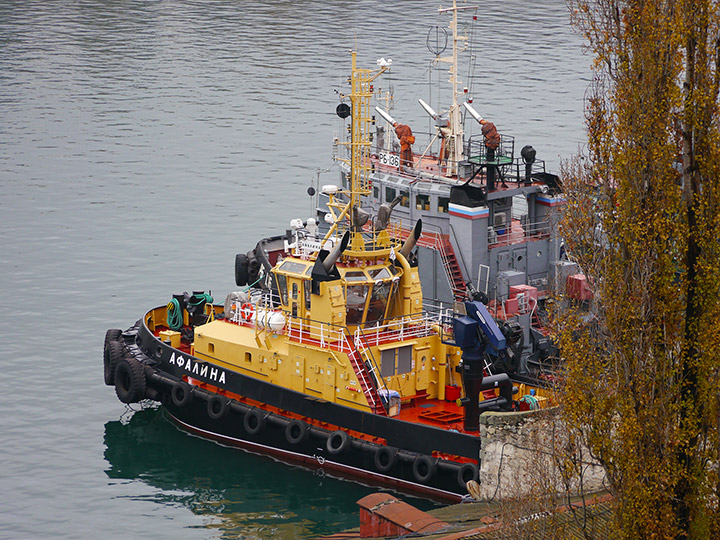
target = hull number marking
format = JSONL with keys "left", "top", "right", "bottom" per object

{"left": 378, "top": 152, "right": 400, "bottom": 168}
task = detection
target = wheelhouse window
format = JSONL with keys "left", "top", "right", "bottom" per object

{"left": 399, "top": 189, "right": 409, "bottom": 207}
{"left": 365, "top": 280, "right": 392, "bottom": 325}
{"left": 344, "top": 270, "right": 367, "bottom": 282}
{"left": 279, "top": 260, "right": 308, "bottom": 275}
{"left": 416, "top": 193, "right": 430, "bottom": 211}
{"left": 369, "top": 267, "right": 392, "bottom": 280}
{"left": 438, "top": 196, "right": 449, "bottom": 213}
{"left": 275, "top": 273, "right": 288, "bottom": 305}
{"left": 346, "top": 284, "right": 368, "bottom": 325}
{"left": 385, "top": 187, "right": 397, "bottom": 203}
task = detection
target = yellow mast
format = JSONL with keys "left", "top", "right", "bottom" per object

{"left": 325, "top": 51, "right": 388, "bottom": 247}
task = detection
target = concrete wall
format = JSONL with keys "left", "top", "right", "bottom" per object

{"left": 477, "top": 408, "right": 607, "bottom": 501}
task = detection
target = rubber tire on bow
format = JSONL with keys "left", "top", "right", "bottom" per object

{"left": 412, "top": 455, "right": 436, "bottom": 484}
{"left": 235, "top": 253, "right": 249, "bottom": 286}
{"left": 104, "top": 328, "right": 122, "bottom": 348}
{"left": 243, "top": 408, "right": 265, "bottom": 436}
{"left": 104, "top": 339, "right": 125, "bottom": 386}
{"left": 374, "top": 446, "right": 398, "bottom": 474}
{"left": 247, "top": 255, "right": 260, "bottom": 285}
{"left": 326, "top": 430, "right": 351, "bottom": 455}
{"left": 285, "top": 419, "right": 309, "bottom": 445}
{"left": 457, "top": 462, "right": 479, "bottom": 488}
{"left": 207, "top": 394, "right": 229, "bottom": 420}
{"left": 114, "top": 356, "right": 146, "bottom": 404}
{"left": 171, "top": 381, "right": 193, "bottom": 407}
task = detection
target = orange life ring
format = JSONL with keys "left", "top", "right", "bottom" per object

{"left": 241, "top": 303, "right": 254, "bottom": 321}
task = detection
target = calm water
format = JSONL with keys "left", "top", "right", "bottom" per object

{"left": 0, "top": 1, "right": 589, "bottom": 538}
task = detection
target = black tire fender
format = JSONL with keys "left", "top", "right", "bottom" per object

{"left": 243, "top": 407, "right": 265, "bottom": 435}
{"left": 104, "top": 339, "right": 124, "bottom": 386}
{"left": 235, "top": 253, "right": 249, "bottom": 286}
{"left": 114, "top": 356, "right": 146, "bottom": 404}
{"left": 457, "top": 462, "right": 479, "bottom": 488}
{"left": 171, "top": 381, "right": 193, "bottom": 407}
{"left": 374, "top": 446, "right": 398, "bottom": 473}
{"left": 326, "top": 430, "right": 351, "bottom": 455}
{"left": 207, "top": 394, "right": 229, "bottom": 420}
{"left": 247, "top": 255, "right": 260, "bottom": 285}
{"left": 104, "top": 328, "right": 122, "bottom": 348}
{"left": 285, "top": 419, "right": 309, "bottom": 445}
{"left": 412, "top": 455, "right": 437, "bottom": 484}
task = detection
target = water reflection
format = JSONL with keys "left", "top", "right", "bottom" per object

{"left": 103, "top": 406, "right": 376, "bottom": 538}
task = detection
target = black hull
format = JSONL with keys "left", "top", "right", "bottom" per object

{"left": 164, "top": 402, "right": 465, "bottom": 502}
{"left": 108, "top": 315, "right": 481, "bottom": 502}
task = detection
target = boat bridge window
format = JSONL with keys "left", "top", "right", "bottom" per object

{"left": 400, "top": 190, "right": 409, "bottom": 207}
{"left": 373, "top": 186, "right": 379, "bottom": 199}
{"left": 344, "top": 268, "right": 398, "bottom": 326}
{"left": 344, "top": 270, "right": 367, "bottom": 281}
{"left": 276, "top": 273, "right": 288, "bottom": 305}
{"left": 346, "top": 284, "right": 369, "bottom": 325}
{"left": 416, "top": 194, "right": 430, "bottom": 211}
{"left": 385, "top": 187, "right": 396, "bottom": 203}
{"left": 438, "top": 196, "right": 449, "bottom": 213}
{"left": 369, "top": 267, "right": 392, "bottom": 280}
{"left": 365, "top": 280, "right": 393, "bottom": 324}
{"left": 279, "top": 260, "right": 308, "bottom": 275}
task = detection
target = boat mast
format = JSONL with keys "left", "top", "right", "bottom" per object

{"left": 326, "top": 52, "right": 388, "bottom": 245}
{"left": 348, "top": 51, "right": 387, "bottom": 209}
{"left": 437, "top": 0, "right": 476, "bottom": 177}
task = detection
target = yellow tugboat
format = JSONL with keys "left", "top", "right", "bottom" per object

{"left": 103, "top": 48, "right": 554, "bottom": 503}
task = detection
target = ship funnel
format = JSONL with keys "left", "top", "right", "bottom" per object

{"left": 463, "top": 102, "right": 485, "bottom": 124}
{"left": 418, "top": 99, "right": 438, "bottom": 120}
{"left": 399, "top": 219, "right": 422, "bottom": 259}
{"left": 322, "top": 231, "right": 350, "bottom": 271}
{"left": 374, "top": 106, "right": 396, "bottom": 126}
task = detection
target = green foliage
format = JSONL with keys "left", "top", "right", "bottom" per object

{"left": 559, "top": 1, "right": 720, "bottom": 538}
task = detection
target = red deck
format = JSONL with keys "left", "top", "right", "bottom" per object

{"left": 394, "top": 396, "right": 469, "bottom": 432}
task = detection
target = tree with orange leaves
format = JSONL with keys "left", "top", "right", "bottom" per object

{"left": 557, "top": 1, "right": 720, "bottom": 538}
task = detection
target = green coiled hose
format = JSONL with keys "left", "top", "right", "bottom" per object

{"left": 166, "top": 298, "right": 183, "bottom": 330}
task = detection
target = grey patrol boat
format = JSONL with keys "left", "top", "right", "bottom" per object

{"left": 323, "top": 1, "right": 586, "bottom": 378}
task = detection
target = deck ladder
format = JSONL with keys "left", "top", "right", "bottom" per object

{"left": 346, "top": 332, "right": 387, "bottom": 415}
